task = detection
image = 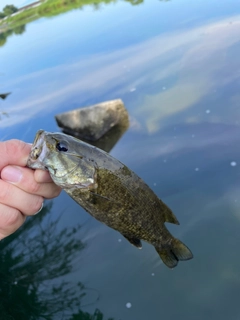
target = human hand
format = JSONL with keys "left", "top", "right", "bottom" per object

{"left": 0, "top": 139, "right": 62, "bottom": 240}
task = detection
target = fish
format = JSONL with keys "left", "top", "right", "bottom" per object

{"left": 27, "top": 130, "right": 193, "bottom": 268}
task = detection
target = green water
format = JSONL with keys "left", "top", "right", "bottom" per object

{"left": 1, "top": 0, "right": 240, "bottom": 319}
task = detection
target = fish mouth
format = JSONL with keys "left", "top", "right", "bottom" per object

{"left": 27, "top": 130, "right": 49, "bottom": 170}
{"left": 27, "top": 130, "right": 78, "bottom": 178}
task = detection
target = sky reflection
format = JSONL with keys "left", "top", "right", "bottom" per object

{"left": 1, "top": 13, "right": 240, "bottom": 132}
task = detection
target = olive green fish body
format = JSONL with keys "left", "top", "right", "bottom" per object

{"left": 69, "top": 167, "right": 172, "bottom": 245}
{"left": 27, "top": 130, "right": 193, "bottom": 268}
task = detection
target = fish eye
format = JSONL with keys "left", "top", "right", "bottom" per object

{"left": 56, "top": 141, "right": 68, "bottom": 152}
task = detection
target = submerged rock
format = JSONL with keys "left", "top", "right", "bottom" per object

{"left": 55, "top": 99, "right": 129, "bottom": 152}
{"left": 55, "top": 99, "right": 129, "bottom": 142}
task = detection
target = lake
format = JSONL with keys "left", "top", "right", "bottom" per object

{"left": 1, "top": 0, "right": 240, "bottom": 319}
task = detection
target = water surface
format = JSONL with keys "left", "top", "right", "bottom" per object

{"left": 1, "top": 0, "right": 240, "bottom": 319}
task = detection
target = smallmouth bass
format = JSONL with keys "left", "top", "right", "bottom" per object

{"left": 27, "top": 130, "right": 193, "bottom": 268}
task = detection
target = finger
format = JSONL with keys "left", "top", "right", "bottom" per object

{"left": 0, "top": 203, "right": 26, "bottom": 240}
{"left": 0, "top": 140, "right": 31, "bottom": 170}
{"left": 34, "top": 169, "right": 54, "bottom": 183}
{"left": 0, "top": 179, "right": 44, "bottom": 216}
{"left": 1, "top": 166, "right": 61, "bottom": 199}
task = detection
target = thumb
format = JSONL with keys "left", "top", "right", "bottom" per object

{"left": 0, "top": 140, "right": 31, "bottom": 170}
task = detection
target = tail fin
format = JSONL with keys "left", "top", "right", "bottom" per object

{"left": 155, "top": 238, "right": 193, "bottom": 269}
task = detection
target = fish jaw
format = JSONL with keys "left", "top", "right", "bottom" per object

{"left": 27, "top": 130, "right": 50, "bottom": 170}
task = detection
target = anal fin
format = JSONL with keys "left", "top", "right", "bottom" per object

{"left": 123, "top": 235, "right": 142, "bottom": 249}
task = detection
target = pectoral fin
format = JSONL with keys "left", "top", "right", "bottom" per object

{"left": 123, "top": 235, "right": 142, "bottom": 249}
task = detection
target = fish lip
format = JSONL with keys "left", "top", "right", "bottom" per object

{"left": 27, "top": 130, "right": 49, "bottom": 170}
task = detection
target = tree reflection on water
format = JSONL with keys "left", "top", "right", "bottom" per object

{"left": 0, "top": 0, "right": 170, "bottom": 48}
{"left": 0, "top": 202, "right": 113, "bottom": 320}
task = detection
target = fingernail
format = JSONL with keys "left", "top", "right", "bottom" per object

{"left": 1, "top": 166, "right": 23, "bottom": 183}
{"left": 34, "top": 202, "right": 44, "bottom": 215}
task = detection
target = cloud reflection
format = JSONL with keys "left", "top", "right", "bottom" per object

{"left": 1, "top": 15, "right": 240, "bottom": 129}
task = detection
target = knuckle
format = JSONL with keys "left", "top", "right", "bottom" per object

{"left": 1, "top": 140, "right": 30, "bottom": 167}
{"left": 0, "top": 182, "right": 12, "bottom": 202}
{"left": 5, "top": 140, "right": 28, "bottom": 158}
{"left": 4, "top": 209, "right": 22, "bottom": 228}
{"left": 27, "top": 180, "right": 41, "bottom": 194}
